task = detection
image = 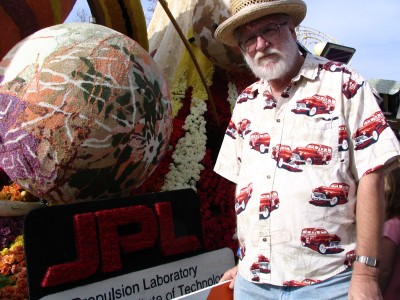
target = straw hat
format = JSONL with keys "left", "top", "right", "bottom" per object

{"left": 215, "top": 0, "right": 307, "bottom": 47}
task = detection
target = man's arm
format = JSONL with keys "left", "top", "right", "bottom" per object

{"left": 348, "top": 170, "right": 384, "bottom": 300}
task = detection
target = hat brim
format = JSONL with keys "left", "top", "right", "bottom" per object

{"left": 215, "top": 1, "right": 307, "bottom": 47}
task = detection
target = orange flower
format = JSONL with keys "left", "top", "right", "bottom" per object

{"left": 2, "top": 254, "right": 15, "bottom": 264}
{"left": 0, "top": 262, "right": 11, "bottom": 275}
{"left": 0, "top": 182, "right": 38, "bottom": 202}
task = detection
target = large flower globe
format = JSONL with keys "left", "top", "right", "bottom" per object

{"left": 0, "top": 23, "right": 172, "bottom": 204}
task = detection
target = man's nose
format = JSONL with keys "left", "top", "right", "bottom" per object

{"left": 255, "top": 35, "right": 270, "bottom": 51}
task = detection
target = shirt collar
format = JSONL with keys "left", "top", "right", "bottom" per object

{"left": 294, "top": 53, "right": 328, "bottom": 82}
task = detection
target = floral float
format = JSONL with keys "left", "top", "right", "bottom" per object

{"left": 0, "top": 0, "right": 256, "bottom": 298}
{"left": 0, "top": 23, "right": 172, "bottom": 205}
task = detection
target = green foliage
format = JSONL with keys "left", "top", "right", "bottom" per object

{"left": 0, "top": 274, "right": 13, "bottom": 288}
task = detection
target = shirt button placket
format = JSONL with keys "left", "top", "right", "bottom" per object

{"left": 259, "top": 174, "right": 272, "bottom": 249}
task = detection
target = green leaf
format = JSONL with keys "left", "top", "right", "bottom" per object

{"left": 116, "top": 145, "right": 133, "bottom": 166}
{"left": 101, "top": 86, "right": 112, "bottom": 102}
{"left": 114, "top": 147, "right": 121, "bottom": 158}
{"left": 105, "top": 103, "right": 114, "bottom": 117}
{"left": 97, "top": 100, "right": 104, "bottom": 113}
{"left": 0, "top": 274, "right": 12, "bottom": 288}
{"left": 123, "top": 47, "right": 130, "bottom": 56}
{"left": 111, "top": 133, "right": 124, "bottom": 147}
{"left": 116, "top": 92, "right": 131, "bottom": 106}
{"left": 117, "top": 111, "right": 127, "bottom": 121}
{"left": 133, "top": 72, "right": 146, "bottom": 89}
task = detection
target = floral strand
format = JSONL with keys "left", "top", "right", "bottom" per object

{"left": 162, "top": 98, "right": 207, "bottom": 192}
{"left": 227, "top": 81, "right": 238, "bottom": 112}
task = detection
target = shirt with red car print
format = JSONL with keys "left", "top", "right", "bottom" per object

{"left": 215, "top": 54, "right": 400, "bottom": 286}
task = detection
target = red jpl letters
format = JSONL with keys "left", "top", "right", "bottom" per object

{"left": 96, "top": 205, "right": 158, "bottom": 273}
{"left": 41, "top": 213, "right": 99, "bottom": 287}
{"left": 40, "top": 202, "right": 201, "bottom": 288}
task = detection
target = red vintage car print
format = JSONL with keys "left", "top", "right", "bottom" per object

{"left": 259, "top": 191, "right": 279, "bottom": 219}
{"left": 301, "top": 228, "right": 344, "bottom": 254}
{"left": 291, "top": 94, "right": 335, "bottom": 116}
{"left": 342, "top": 78, "right": 363, "bottom": 99}
{"left": 235, "top": 183, "right": 253, "bottom": 215}
{"left": 250, "top": 255, "right": 271, "bottom": 282}
{"left": 271, "top": 144, "right": 301, "bottom": 172}
{"left": 319, "top": 61, "right": 351, "bottom": 75}
{"left": 238, "top": 119, "right": 252, "bottom": 137}
{"left": 353, "top": 111, "right": 389, "bottom": 150}
{"left": 249, "top": 132, "right": 271, "bottom": 153}
{"left": 283, "top": 278, "right": 321, "bottom": 287}
{"left": 237, "top": 86, "right": 258, "bottom": 103}
{"left": 226, "top": 119, "right": 237, "bottom": 139}
{"left": 292, "top": 143, "right": 332, "bottom": 165}
{"left": 250, "top": 263, "right": 260, "bottom": 282}
{"left": 310, "top": 182, "right": 350, "bottom": 207}
{"left": 344, "top": 250, "right": 356, "bottom": 267}
{"left": 263, "top": 91, "right": 276, "bottom": 109}
{"left": 258, "top": 255, "right": 271, "bottom": 274}
{"left": 338, "top": 125, "right": 349, "bottom": 151}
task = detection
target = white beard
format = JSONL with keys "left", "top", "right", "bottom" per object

{"left": 244, "top": 38, "right": 300, "bottom": 81}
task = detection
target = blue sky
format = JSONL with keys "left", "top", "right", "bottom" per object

{"left": 301, "top": 0, "right": 400, "bottom": 82}
{"left": 66, "top": 0, "right": 400, "bottom": 82}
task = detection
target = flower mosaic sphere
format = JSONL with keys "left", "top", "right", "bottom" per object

{"left": 192, "top": 0, "right": 248, "bottom": 73}
{"left": 0, "top": 23, "right": 172, "bottom": 204}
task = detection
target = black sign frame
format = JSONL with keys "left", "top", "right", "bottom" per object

{"left": 24, "top": 189, "right": 203, "bottom": 299}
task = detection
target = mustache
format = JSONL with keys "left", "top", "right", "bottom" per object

{"left": 254, "top": 50, "right": 281, "bottom": 61}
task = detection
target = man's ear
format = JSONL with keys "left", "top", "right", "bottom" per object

{"left": 286, "top": 17, "right": 297, "bottom": 38}
{"left": 289, "top": 25, "right": 297, "bottom": 40}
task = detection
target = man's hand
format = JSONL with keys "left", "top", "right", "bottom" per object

{"left": 220, "top": 266, "right": 238, "bottom": 289}
{"left": 349, "top": 270, "right": 382, "bottom": 300}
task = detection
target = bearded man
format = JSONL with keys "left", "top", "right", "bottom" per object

{"left": 213, "top": 1, "right": 400, "bottom": 299}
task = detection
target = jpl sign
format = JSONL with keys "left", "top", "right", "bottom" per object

{"left": 24, "top": 189, "right": 206, "bottom": 300}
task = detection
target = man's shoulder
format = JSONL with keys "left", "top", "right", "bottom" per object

{"left": 305, "top": 53, "right": 359, "bottom": 77}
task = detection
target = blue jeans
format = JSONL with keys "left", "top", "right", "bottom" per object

{"left": 234, "top": 269, "right": 352, "bottom": 300}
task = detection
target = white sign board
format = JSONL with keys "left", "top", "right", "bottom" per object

{"left": 40, "top": 248, "right": 235, "bottom": 300}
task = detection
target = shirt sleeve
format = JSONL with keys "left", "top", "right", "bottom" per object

{"left": 383, "top": 217, "right": 400, "bottom": 246}
{"left": 213, "top": 85, "right": 251, "bottom": 184}
{"left": 345, "top": 71, "right": 400, "bottom": 180}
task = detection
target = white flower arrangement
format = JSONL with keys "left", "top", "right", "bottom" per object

{"left": 162, "top": 97, "right": 207, "bottom": 192}
{"left": 227, "top": 81, "right": 238, "bottom": 112}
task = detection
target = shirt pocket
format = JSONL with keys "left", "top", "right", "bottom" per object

{"left": 287, "top": 115, "right": 341, "bottom": 164}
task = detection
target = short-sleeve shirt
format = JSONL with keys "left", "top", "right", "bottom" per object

{"left": 383, "top": 217, "right": 400, "bottom": 299}
{"left": 214, "top": 53, "right": 400, "bottom": 286}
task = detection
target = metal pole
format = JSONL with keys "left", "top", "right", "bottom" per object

{"left": 158, "top": 0, "right": 220, "bottom": 127}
